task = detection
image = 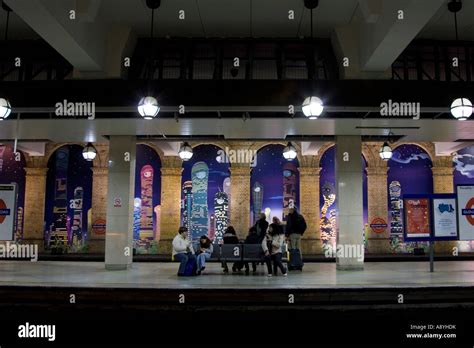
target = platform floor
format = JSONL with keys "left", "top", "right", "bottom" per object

{"left": 1, "top": 260, "right": 474, "bottom": 289}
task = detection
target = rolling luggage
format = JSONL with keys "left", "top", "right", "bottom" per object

{"left": 184, "top": 257, "right": 197, "bottom": 276}
{"left": 288, "top": 249, "right": 303, "bottom": 271}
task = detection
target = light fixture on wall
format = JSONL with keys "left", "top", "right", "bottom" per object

{"left": 82, "top": 142, "right": 97, "bottom": 161}
{"left": 283, "top": 142, "right": 297, "bottom": 160}
{"left": 0, "top": 98, "right": 12, "bottom": 120}
{"left": 451, "top": 97, "right": 473, "bottom": 121}
{"left": 379, "top": 132, "right": 395, "bottom": 161}
{"left": 138, "top": 0, "right": 161, "bottom": 119}
{"left": 448, "top": 0, "right": 472, "bottom": 121}
{"left": 178, "top": 142, "right": 193, "bottom": 161}
{"left": 302, "top": 96, "right": 324, "bottom": 119}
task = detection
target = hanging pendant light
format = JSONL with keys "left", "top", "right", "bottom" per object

{"left": 448, "top": 0, "right": 472, "bottom": 121}
{"left": 138, "top": 0, "right": 161, "bottom": 119}
{"left": 0, "top": 98, "right": 12, "bottom": 120}
{"left": 283, "top": 142, "right": 297, "bottom": 160}
{"left": 178, "top": 142, "right": 193, "bottom": 161}
{"left": 82, "top": 142, "right": 97, "bottom": 161}
{"left": 379, "top": 142, "right": 393, "bottom": 160}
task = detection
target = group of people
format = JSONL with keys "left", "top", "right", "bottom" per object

{"left": 172, "top": 208, "right": 305, "bottom": 277}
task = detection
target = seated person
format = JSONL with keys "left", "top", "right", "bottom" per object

{"left": 172, "top": 226, "right": 196, "bottom": 276}
{"left": 196, "top": 235, "right": 213, "bottom": 275}
{"left": 221, "top": 226, "right": 240, "bottom": 273}
{"left": 243, "top": 226, "right": 260, "bottom": 274}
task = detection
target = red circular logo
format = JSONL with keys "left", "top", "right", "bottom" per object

{"left": 466, "top": 198, "right": 474, "bottom": 226}
{"left": 370, "top": 218, "right": 388, "bottom": 234}
{"left": 0, "top": 199, "right": 6, "bottom": 224}
{"left": 92, "top": 218, "right": 106, "bottom": 235}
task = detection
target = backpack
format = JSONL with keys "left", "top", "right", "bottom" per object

{"left": 296, "top": 214, "right": 307, "bottom": 235}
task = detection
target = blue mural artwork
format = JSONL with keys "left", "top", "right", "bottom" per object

{"left": 133, "top": 144, "right": 161, "bottom": 254}
{"left": 387, "top": 144, "right": 433, "bottom": 253}
{"left": 0, "top": 145, "right": 26, "bottom": 241}
{"left": 319, "top": 146, "right": 368, "bottom": 250}
{"left": 250, "top": 144, "right": 300, "bottom": 227}
{"left": 181, "top": 145, "right": 230, "bottom": 242}
{"left": 44, "top": 145, "right": 92, "bottom": 252}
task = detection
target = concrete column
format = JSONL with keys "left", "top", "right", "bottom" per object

{"left": 23, "top": 167, "right": 48, "bottom": 252}
{"left": 89, "top": 167, "right": 108, "bottom": 253}
{"left": 230, "top": 164, "right": 251, "bottom": 239}
{"left": 336, "top": 136, "right": 364, "bottom": 270}
{"left": 299, "top": 166, "right": 322, "bottom": 254}
{"left": 366, "top": 166, "right": 390, "bottom": 253}
{"left": 157, "top": 156, "right": 183, "bottom": 255}
{"left": 105, "top": 136, "right": 136, "bottom": 270}
{"left": 432, "top": 156, "right": 455, "bottom": 254}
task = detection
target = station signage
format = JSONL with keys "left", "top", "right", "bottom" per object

{"left": 370, "top": 218, "right": 387, "bottom": 234}
{"left": 457, "top": 185, "right": 474, "bottom": 241}
{"left": 0, "top": 184, "right": 17, "bottom": 241}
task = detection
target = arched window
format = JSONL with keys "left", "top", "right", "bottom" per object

{"left": 133, "top": 144, "right": 162, "bottom": 254}
{"left": 181, "top": 144, "right": 230, "bottom": 242}
{"left": 44, "top": 145, "right": 92, "bottom": 252}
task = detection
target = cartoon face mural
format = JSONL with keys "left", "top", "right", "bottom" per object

{"left": 133, "top": 144, "right": 161, "bottom": 254}
{"left": 44, "top": 145, "right": 92, "bottom": 252}
{"left": 387, "top": 144, "right": 433, "bottom": 253}
{"left": 181, "top": 145, "right": 230, "bottom": 242}
{"left": 319, "top": 146, "right": 367, "bottom": 250}
{"left": 0, "top": 145, "right": 26, "bottom": 241}
{"left": 250, "top": 144, "right": 300, "bottom": 226}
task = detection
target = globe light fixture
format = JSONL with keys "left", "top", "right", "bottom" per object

{"left": 283, "top": 142, "right": 297, "bottom": 160}
{"left": 0, "top": 98, "right": 12, "bottom": 120}
{"left": 138, "top": 96, "right": 160, "bottom": 119}
{"left": 450, "top": 98, "right": 473, "bottom": 121}
{"left": 379, "top": 142, "right": 393, "bottom": 161}
{"left": 178, "top": 142, "right": 193, "bottom": 161}
{"left": 302, "top": 96, "right": 324, "bottom": 119}
{"left": 82, "top": 142, "right": 97, "bottom": 161}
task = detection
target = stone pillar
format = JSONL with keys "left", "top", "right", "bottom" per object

{"left": 432, "top": 156, "right": 455, "bottom": 254}
{"left": 89, "top": 167, "right": 108, "bottom": 253}
{"left": 105, "top": 136, "right": 136, "bottom": 270}
{"left": 157, "top": 156, "right": 182, "bottom": 255}
{"left": 335, "top": 136, "right": 364, "bottom": 270}
{"left": 299, "top": 166, "right": 322, "bottom": 254}
{"left": 23, "top": 167, "right": 48, "bottom": 252}
{"left": 366, "top": 166, "right": 391, "bottom": 253}
{"left": 230, "top": 164, "right": 251, "bottom": 239}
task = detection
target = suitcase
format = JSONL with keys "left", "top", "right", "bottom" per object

{"left": 288, "top": 249, "right": 303, "bottom": 271}
{"left": 184, "top": 257, "right": 197, "bottom": 276}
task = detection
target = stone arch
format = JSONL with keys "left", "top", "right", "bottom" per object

{"left": 392, "top": 142, "right": 435, "bottom": 161}
{"left": 138, "top": 142, "right": 165, "bottom": 163}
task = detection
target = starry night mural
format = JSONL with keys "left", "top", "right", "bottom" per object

{"left": 133, "top": 144, "right": 162, "bottom": 254}
{"left": 319, "top": 146, "right": 368, "bottom": 250}
{"left": 0, "top": 145, "right": 26, "bottom": 241}
{"left": 387, "top": 144, "right": 433, "bottom": 253}
{"left": 44, "top": 145, "right": 92, "bottom": 252}
{"left": 181, "top": 144, "right": 230, "bottom": 241}
{"left": 250, "top": 144, "right": 300, "bottom": 226}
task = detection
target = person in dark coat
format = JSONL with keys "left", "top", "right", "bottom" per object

{"left": 243, "top": 226, "right": 260, "bottom": 274}
{"left": 221, "top": 226, "right": 240, "bottom": 273}
{"left": 255, "top": 213, "right": 269, "bottom": 242}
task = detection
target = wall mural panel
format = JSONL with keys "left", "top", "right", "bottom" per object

{"left": 133, "top": 144, "right": 161, "bottom": 254}
{"left": 0, "top": 145, "right": 26, "bottom": 241}
{"left": 250, "top": 144, "right": 300, "bottom": 226}
{"left": 181, "top": 145, "right": 230, "bottom": 242}
{"left": 319, "top": 146, "right": 368, "bottom": 251}
{"left": 387, "top": 144, "right": 433, "bottom": 253}
{"left": 44, "top": 145, "right": 92, "bottom": 252}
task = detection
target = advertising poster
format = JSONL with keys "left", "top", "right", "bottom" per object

{"left": 432, "top": 197, "right": 458, "bottom": 239}
{"left": 404, "top": 198, "right": 431, "bottom": 239}
{"left": 457, "top": 185, "right": 474, "bottom": 241}
{"left": 0, "top": 184, "right": 17, "bottom": 241}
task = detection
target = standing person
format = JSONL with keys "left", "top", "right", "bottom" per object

{"left": 285, "top": 207, "right": 306, "bottom": 270}
{"left": 172, "top": 226, "right": 196, "bottom": 276}
{"left": 221, "top": 226, "right": 240, "bottom": 273}
{"left": 255, "top": 213, "right": 269, "bottom": 242}
{"left": 196, "top": 235, "right": 214, "bottom": 275}
{"left": 262, "top": 222, "right": 287, "bottom": 277}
